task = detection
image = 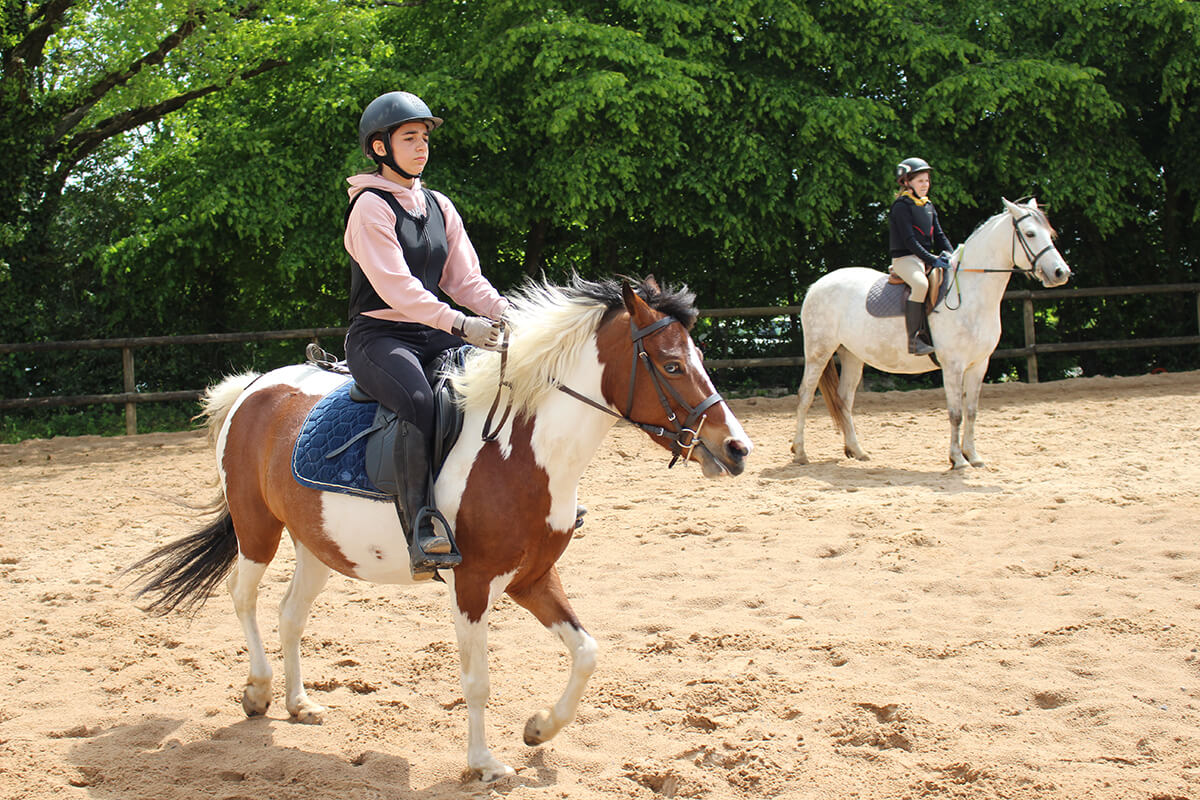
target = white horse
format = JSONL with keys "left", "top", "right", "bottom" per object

{"left": 791, "top": 198, "right": 1071, "bottom": 468}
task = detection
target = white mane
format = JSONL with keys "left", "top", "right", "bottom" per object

{"left": 450, "top": 282, "right": 610, "bottom": 418}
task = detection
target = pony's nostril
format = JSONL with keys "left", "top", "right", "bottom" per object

{"left": 726, "top": 439, "right": 750, "bottom": 459}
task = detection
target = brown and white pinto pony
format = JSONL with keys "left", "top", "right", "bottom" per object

{"left": 129, "top": 276, "right": 753, "bottom": 782}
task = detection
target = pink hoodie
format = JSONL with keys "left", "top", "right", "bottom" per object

{"left": 344, "top": 172, "right": 509, "bottom": 331}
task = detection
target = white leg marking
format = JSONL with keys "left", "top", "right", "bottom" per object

{"left": 523, "top": 622, "right": 598, "bottom": 746}
{"left": 227, "top": 554, "right": 273, "bottom": 716}
{"left": 448, "top": 572, "right": 516, "bottom": 783}
{"left": 280, "top": 540, "right": 332, "bottom": 722}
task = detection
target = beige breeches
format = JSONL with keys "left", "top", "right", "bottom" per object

{"left": 891, "top": 255, "right": 928, "bottom": 302}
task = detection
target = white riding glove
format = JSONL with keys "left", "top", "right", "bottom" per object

{"left": 454, "top": 313, "right": 504, "bottom": 351}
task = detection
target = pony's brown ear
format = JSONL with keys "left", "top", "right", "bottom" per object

{"left": 621, "top": 280, "right": 639, "bottom": 314}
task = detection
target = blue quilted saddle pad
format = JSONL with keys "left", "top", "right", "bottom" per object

{"left": 292, "top": 380, "right": 390, "bottom": 500}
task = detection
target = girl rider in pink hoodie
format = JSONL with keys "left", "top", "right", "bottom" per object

{"left": 343, "top": 91, "right": 508, "bottom": 577}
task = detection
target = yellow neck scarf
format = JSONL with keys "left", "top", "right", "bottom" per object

{"left": 902, "top": 189, "right": 929, "bottom": 206}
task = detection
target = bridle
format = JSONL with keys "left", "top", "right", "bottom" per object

{"left": 955, "top": 211, "right": 1056, "bottom": 277}
{"left": 482, "top": 313, "right": 724, "bottom": 469}
{"left": 940, "top": 211, "right": 1058, "bottom": 312}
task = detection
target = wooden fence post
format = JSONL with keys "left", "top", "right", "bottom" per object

{"left": 1022, "top": 297, "right": 1038, "bottom": 384}
{"left": 122, "top": 347, "right": 136, "bottom": 435}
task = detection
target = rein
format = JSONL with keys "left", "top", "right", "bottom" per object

{"left": 480, "top": 324, "right": 512, "bottom": 442}
{"left": 480, "top": 313, "right": 723, "bottom": 469}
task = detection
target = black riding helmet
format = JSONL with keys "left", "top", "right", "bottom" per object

{"left": 358, "top": 91, "right": 444, "bottom": 179}
{"left": 895, "top": 157, "right": 932, "bottom": 184}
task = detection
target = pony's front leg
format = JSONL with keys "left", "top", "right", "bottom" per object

{"left": 452, "top": 586, "right": 512, "bottom": 782}
{"left": 942, "top": 368, "right": 969, "bottom": 468}
{"left": 959, "top": 361, "right": 988, "bottom": 467}
{"left": 508, "top": 568, "right": 597, "bottom": 747}
{"left": 279, "top": 541, "right": 332, "bottom": 723}
{"left": 227, "top": 554, "right": 274, "bottom": 716}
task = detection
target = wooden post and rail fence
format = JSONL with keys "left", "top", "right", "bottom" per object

{"left": 2, "top": 283, "right": 1198, "bottom": 436}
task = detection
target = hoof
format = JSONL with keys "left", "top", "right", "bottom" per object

{"left": 969, "top": 458, "right": 986, "bottom": 468}
{"left": 241, "top": 687, "right": 271, "bottom": 717}
{"left": 289, "top": 698, "right": 326, "bottom": 724}
{"left": 846, "top": 448, "right": 869, "bottom": 461}
{"left": 523, "top": 709, "right": 554, "bottom": 746}
{"left": 475, "top": 759, "right": 516, "bottom": 783}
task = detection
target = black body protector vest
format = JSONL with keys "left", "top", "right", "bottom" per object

{"left": 889, "top": 195, "right": 939, "bottom": 258}
{"left": 347, "top": 187, "right": 449, "bottom": 321}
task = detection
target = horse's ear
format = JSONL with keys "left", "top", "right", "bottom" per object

{"left": 1001, "top": 197, "right": 1020, "bottom": 216}
{"left": 643, "top": 274, "right": 661, "bottom": 292}
{"left": 1027, "top": 197, "right": 1039, "bottom": 210}
{"left": 622, "top": 280, "right": 653, "bottom": 319}
{"left": 621, "top": 281, "right": 640, "bottom": 314}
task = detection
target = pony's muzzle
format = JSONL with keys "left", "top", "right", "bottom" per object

{"left": 698, "top": 435, "right": 750, "bottom": 477}
{"left": 723, "top": 437, "right": 751, "bottom": 474}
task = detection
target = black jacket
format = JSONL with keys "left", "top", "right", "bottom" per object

{"left": 889, "top": 194, "right": 952, "bottom": 266}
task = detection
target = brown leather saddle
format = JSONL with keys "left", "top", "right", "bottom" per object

{"left": 887, "top": 265, "right": 945, "bottom": 314}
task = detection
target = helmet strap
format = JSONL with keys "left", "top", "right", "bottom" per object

{"left": 371, "top": 133, "right": 422, "bottom": 180}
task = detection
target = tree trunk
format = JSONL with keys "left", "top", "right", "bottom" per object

{"left": 523, "top": 219, "right": 547, "bottom": 277}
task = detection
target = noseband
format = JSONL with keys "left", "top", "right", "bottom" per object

{"left": 481, "top": 314, "right": 724, "bottom": 468}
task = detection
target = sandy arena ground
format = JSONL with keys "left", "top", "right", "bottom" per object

{"left": 1, "top": 369, "right": 1198, "bottom": 799}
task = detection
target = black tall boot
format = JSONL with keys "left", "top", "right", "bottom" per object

{"left": 904, "top": 300, "right": 935, "bottom": 356}
{"left": 393, "top": 421, "right": 461, "bottom": 576}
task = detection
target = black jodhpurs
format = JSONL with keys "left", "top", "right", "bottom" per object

{"left": 344, "top": 315, "right": 463, "bottom": 447}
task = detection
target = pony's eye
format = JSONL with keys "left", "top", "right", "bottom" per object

{"left": 1025, "top": 231, "right": 1037, "bottom": 238}
{"left": 664, "top": 361, "right": 684, "bottom": 375}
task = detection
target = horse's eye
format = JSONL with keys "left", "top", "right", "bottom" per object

{"left": 664, "top": 361, "right": 684, "bottom": 375}
{"left": 1025, "top": 231, "right": 1037, "bottom": 238}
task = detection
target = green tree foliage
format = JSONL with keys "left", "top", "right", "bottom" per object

{"left": 2, "top": 0, "right": 1198, "bottom": 418}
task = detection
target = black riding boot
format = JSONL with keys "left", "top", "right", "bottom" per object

{"left": 905, "top": 300, "right": 935, "bottom": 356}
{"left": 393, "top": 421, "right": 461, "bottom": 576}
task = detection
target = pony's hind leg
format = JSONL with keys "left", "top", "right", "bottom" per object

{"left": 279, "top": 540, "right": 332, "bottom": 723}
{"left": 836, "top": 352, "right": 869, "bottom": 461}
{"left": 507, "top": 568, "right": 597, "bottom": 748}
{"left": 228, "top": 553, "right": 275, "bottom": 716}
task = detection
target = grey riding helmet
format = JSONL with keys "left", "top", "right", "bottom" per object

{"left": 895, "top": 157, "right": 932, "bottom": 183}
{"left": 358, "top": 92, "right": 443, "bottom": 175}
